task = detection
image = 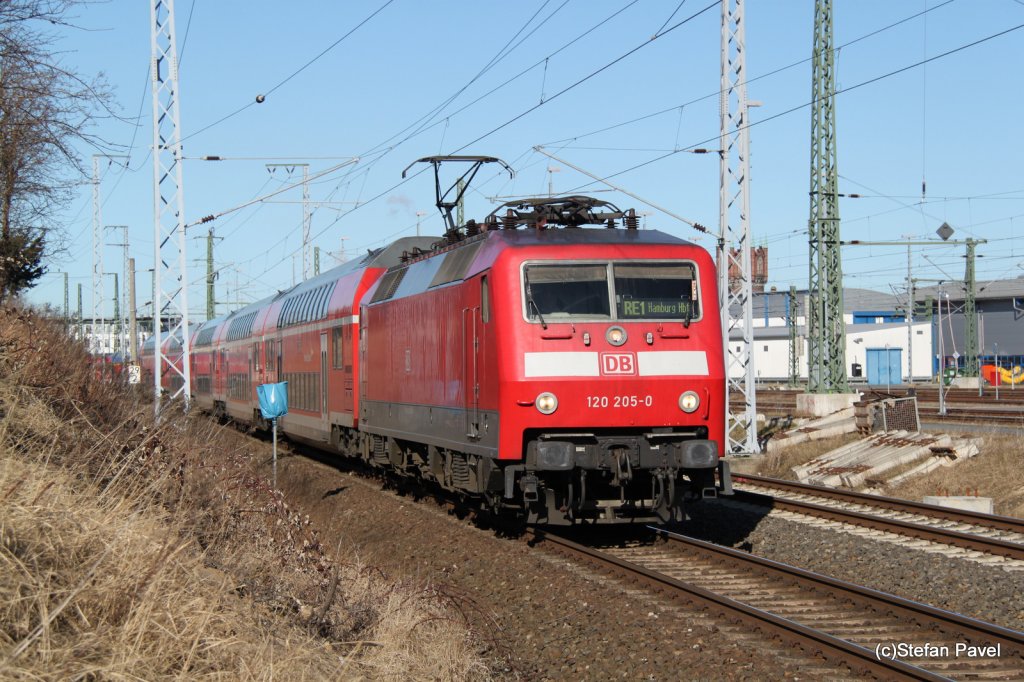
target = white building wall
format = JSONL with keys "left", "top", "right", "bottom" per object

{"left": 730, "top": 321, "right": 933, "bottom": 383}
{"left": 847, "top": 323, "right": 933, "bottom": 382}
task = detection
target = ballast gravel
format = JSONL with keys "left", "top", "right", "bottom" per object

{"left": 271, "top": 455, "right": 870, "bottom": 680}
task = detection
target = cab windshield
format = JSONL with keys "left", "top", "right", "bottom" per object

{"left": 523, "top": 261, "right": 699, "bottom": 322}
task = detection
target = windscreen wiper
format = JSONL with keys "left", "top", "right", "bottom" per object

{"left": 523, "top": 268, "right": 547, "bottom": 329}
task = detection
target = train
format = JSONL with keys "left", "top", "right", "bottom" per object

{"left": 141, "top": 161, "right": 731, "bottom": 525}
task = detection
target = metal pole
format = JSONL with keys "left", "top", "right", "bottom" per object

{"left": 906, "top": 238, "right": 913, "bottom": 383}
{"left": 207, "top": 226, "right": 215, "bottom": 319}
{"left": 938, "top": 293, "right": 947, "bottom": 416}
{"left": 995, "top": 342, "right": 1000, "bottom": 400}
{"left": 788, "top": 285, "right": 799, "bottom": 386}
{"left": 63, "top": 273, "right": 69, "bottom": 323}
{"left": 111, "top": 272, "right": 120, "bottom": 354}
{"left": 129, "top": 257, "right": 138, "bottom": 363}
{"left": 272, "top": 418, "right": 278, "bottom": 488}
{"left": 807, "top": 0, "right": 849, "bottom": 394}
{"left": 151, "top": 0, "right": 192, "bottom": 414}
{"left": 302, "top": 165, "right": 311, "bottom": 279}
{"left": 719, "top": 0, "right": 758, "bottom": 453}
{"left": 77, "top": 283, "right": 83, "bottom": 341}
{"left": 91, "top": 156, "right": 103, "bottom": 355}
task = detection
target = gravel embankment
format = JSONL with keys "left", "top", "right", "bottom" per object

{"left": 272, "top": 454, "right": 868, "bottom": 680}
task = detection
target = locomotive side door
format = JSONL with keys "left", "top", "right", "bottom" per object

{"left": 463, "top": 305, "right": 481, "bottom": 440}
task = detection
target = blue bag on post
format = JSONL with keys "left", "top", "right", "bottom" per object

{"left": 257, "top": 382, "right": 289, "bottom": 419}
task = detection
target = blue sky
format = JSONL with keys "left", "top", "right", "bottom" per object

{"left": 25, "top": 0, "right": 1024, "bottom": 319}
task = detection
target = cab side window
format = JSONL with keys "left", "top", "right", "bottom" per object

{"left": 481, "top": 275, "right": 490, "bottom": 323}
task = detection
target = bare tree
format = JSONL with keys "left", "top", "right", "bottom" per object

{"left": 0, "top": 0, "right": 113, "bottom": 301}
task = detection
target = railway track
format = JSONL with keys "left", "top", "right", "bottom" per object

{"left": 729, "top": 474, "right": 1024, "bottom": 563}
{"left": 735, "top": 388, "right": 1024, "bottom": 425}
{"left": 532, "top": 528, "right": 1024, "bottom": 680}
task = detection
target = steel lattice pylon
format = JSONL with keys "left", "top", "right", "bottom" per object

{"left": 150, "top": 0, "right": 190, "bottom": 413}
{"left": 719, "top": 0, "right": 758, "bottom": 454}
{"left": 807, "top": 0, "right": 849, "bottom": 393}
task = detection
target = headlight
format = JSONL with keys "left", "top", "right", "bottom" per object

{"left": 606, "top": 325, "right": 627, "bottom": 346}
{"left": 678, "top": 390, "right": 700, "bottom": 413}
{"left": 535, "top": 392, "right": 558, "bottom": 414}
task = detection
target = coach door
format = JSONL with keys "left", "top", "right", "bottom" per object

{"left": 463, "top": 306, "right": 481, "bottom": 440}
{"left": 320, "top": 332, "right": 329, "bottom": 433}
{"left": 275, "top": 337, "right": 282, "bottom": 383}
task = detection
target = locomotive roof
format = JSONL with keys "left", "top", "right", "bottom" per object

{"left": 365, "top": 226, "right": 705, "bottom": 306}
{"left": 487, "top": 226, "right": 696, "bottom": 248}
{"left": 389, "top": 227, "right": 698, "bottom": 271}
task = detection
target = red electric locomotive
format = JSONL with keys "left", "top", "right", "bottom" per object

{"left": 142, "top": 157, "right": 731, "bottom": 524}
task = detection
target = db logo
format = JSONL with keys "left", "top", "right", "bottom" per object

{"left": 600, "top": 352, "right": 636, "bottom": 375}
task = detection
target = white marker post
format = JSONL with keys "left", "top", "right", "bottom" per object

{"left": 272, "top": 417, "right": 278, "bottom": 487}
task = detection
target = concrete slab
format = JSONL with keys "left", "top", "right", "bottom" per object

{"left": 949, "top": 376, "right": 981, "bottom": 389}
{"left": 766, "top": 417, "right": 857, "bottom": 454}
{"left": 792, "top": 431, "right": 956, "bottom": 488}
{"left": 796, "top": 393, "right": 860, "bottom": 418}
{"left": 923, "top": 495, "right": 994, "bottom": 514}
{"left": 724, "top": 455, "right": 763, "bottom": 475}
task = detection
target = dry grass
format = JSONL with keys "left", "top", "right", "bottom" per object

{"left": 752, "top": 415, "right": 1024, "bottom": 518}
{"left": 0, "top": 306, "right": 491, "bottom": 680}
{"left": 755, "top": 434, "right": 863, "bottom": 480}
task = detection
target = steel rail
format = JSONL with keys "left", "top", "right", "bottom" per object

{"left": 655, "top": 530, "right": 1024, "bottom": 671}
{"left": 532, "top": 528, "right": 970, "bottom": 675}
{"left": 734, "top": 474, "right": 1024, "bottom": 534}
{"left": 733, "top": 490, "right": 1024, "bottom": 561}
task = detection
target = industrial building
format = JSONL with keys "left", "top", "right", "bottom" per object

{"left": 729, "top": 280, "right": 1024, "bottom": 385}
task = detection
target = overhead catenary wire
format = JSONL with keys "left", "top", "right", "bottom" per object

{"left": 179, "top": 0, "right": 397, "bottom": 145}
{"left": 560, "top": 20, "right": 1024, "bottom": 196}
{"left": 449, "top": 0, "right": 720, "bottom": 155}
{"left": 188, "top": 2, "right": 1012, "bottom": 302}
{"left": 310, "top": 0, "right": 637, "bottom": 211}
{"left": 241, "top": 0, "right": 943, "bottom": 294}
{"left": 239, "top": 1, "right": 698, "bottom": 290}
{"left": 184, "top": 158, "right": 359, "bottom": 229}
{"left": 541, "top": 0, "right": 957, "bottom": 148}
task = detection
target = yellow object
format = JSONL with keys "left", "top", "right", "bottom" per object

{"left": 981, "top": 364, "right": 1024, "bottom": 385}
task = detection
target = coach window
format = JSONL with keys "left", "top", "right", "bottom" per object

{"left": 481, "top": 276, "right": 490, "bottom": 323}
{"left": 332, "top": 327, "right": 344, "bottom": 369}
